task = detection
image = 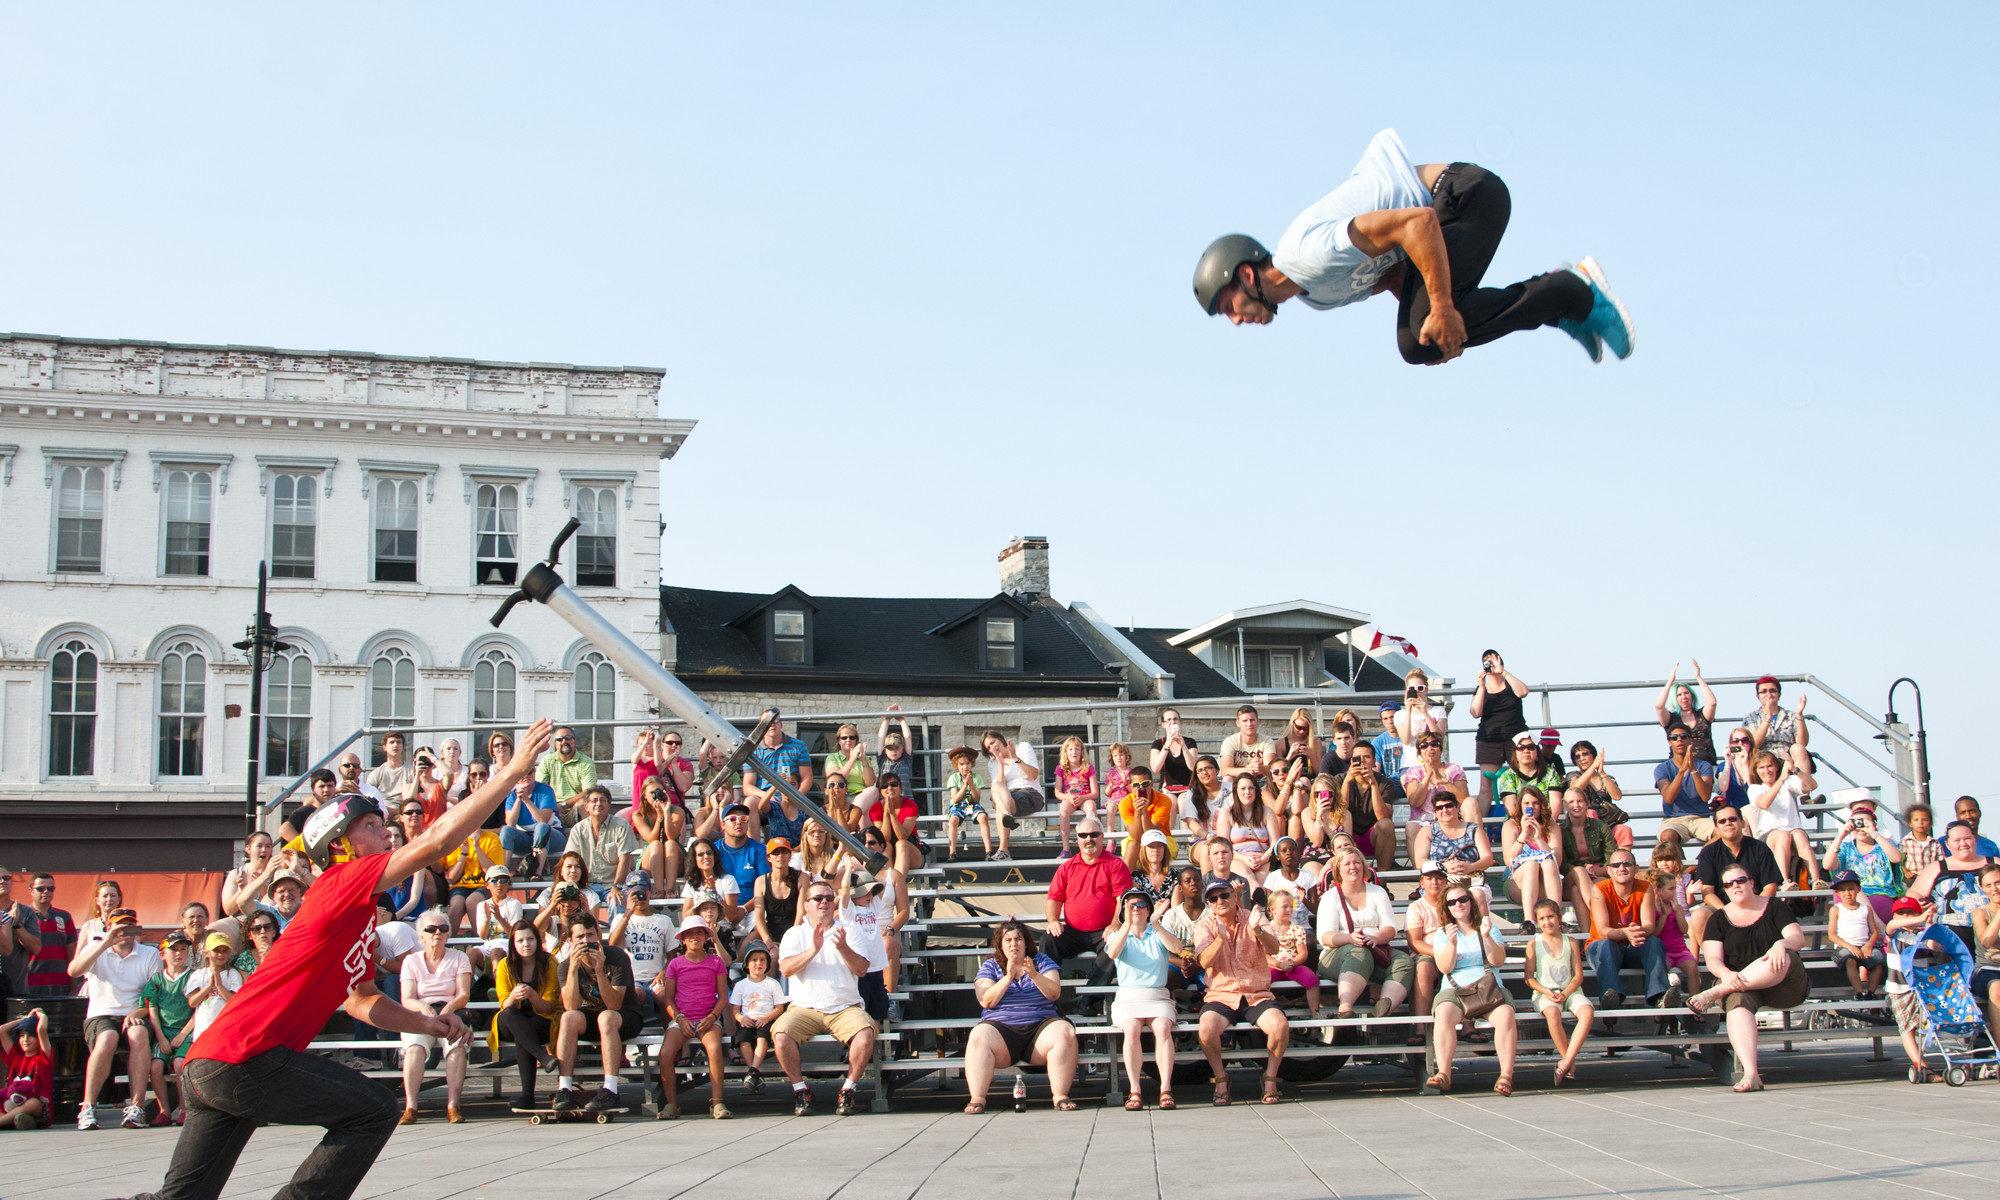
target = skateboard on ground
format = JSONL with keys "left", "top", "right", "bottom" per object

{"left": 511, "top": 1105, "right": 630, "bottom": 1125}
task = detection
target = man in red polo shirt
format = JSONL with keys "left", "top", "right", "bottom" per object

{"left": 1044, "top": 818, "right": 1133, "bottom": 990}
{"left": 129, "top": 719, "right": 554, "bottom": 1200}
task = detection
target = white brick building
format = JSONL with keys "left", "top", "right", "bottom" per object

{"left": 0, "top": 333, "right": 692, "bottom": 869}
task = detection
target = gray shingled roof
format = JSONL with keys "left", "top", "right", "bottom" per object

{"left": 661, "top": 585, "right": 1125, "bottom": 695}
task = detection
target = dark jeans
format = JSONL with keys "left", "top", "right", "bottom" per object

{"left": 1396, "top": 162, "right": 1594, "bottom": 364}
{"left": 135, "top": 1049, "right": 400, "bottom": 1200}
{"left": 1586, "top": 936, "right": 1671, "bottom": 1002}
{"left": 496, "top": 1008, "right": 553, "bottom": 1097}
{"left": 1045, "top": 926, "right": 1113, "bottom": 988}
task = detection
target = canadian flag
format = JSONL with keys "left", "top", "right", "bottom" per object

{"left": 1369, "top": 631, "right": 1419, "bottom": 658}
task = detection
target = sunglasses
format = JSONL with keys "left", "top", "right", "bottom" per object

{"left": 662, "top": 740, "right": 681, "bottom": 747}
{"left": 250, "top": 924, "right": 278, "bottom": 934}
{"left": 1206, "top": 895, "right": 1233, "bottom": 905}
{"left": 838, "top": 735, "right": 857, "bottom": 742}
{"left": 806, "top": 895, "right": 834, "bottom": 904}
{"left": 1716, "top": 817, "right": 1743, "bottom": 826}
{"left": 1446, "top": 897, "right": 1474, "bottom": 907}
{"left": 420, "top": 926, "right": 449, "bottom": 934}
{"left": 1076, "top": 832, "right": 1102, "bottom": 841}
{"left": 32, "top": 885, "right": 55, "bottom": 893}
{"left": 1609, "top": 861, "right": 1636, "bottom": 869}
{"left": 1723, "top": 876, "right": 1752, "bottom": 887}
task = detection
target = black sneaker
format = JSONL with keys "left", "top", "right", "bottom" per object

{"left": 835, "top": 1085, "right": 857, "bottom": 1116}
{"left": 516, "top": 1090, "right": 536, "bottom": 1111}
{"left": 1599, "top": 990, "right": 1623, "bottom": 1034}
{"left": 552, "top": 1087, "right": 579, "bottom": 1113}
{"left": 1001, "top": 814, "right": 1019, "bottom": 830}
{"left": 792, "top": 1087, "right": 813, "bottom": 1116}
{"left": 1656, "top": 982, "right": 1683, "bottom": 1011}
{"left": 584, "top": 1087, "right": 619, "bottom": 1114}
{"left": 747, "top": 1069, "right": 764, "bottom": 1096}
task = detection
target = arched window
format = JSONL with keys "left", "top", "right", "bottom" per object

{"left": 368, "top": 646, "right": 416, "bottom": 761}
{"left": 264, "top": 647, "right": 313, "bottom": 779}
{"left": 48, "top": 638, "right": 98, "bottom": 776}
{"left": 571, "top": 651, "right": 616, "bottom": 764}
{"left": 472, "top": 646, "right": 517, "bottom": 729}
{"left": 157, "top": 640, "right": 208, "bottom": 777}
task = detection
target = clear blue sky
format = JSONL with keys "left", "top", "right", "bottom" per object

{"left": 6, "top": 3, "right": 1993, "bottom": 798}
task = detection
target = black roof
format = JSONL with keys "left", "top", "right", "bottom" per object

{"left": 1121, "top": 629, "right": 1248, "bottom": 700}
{"left": 661, "top": 585, "right": 1125, "bottom": 697}
{"left": 1323, "top": 647, "right": 1411, "bottom": 696}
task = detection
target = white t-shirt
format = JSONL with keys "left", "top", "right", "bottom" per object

{"left": 839, "top": 880, "right": 898, "bottom": 972}
{"left": 1265, "top": 864, "right": 1323, "bottom": 901}
{"left": 83, "top": 943, "right": 163, "bottom": 1019}
{"left": 778, "top": 922, "right": 864, "bottom": 1014}
{"left": 1830, "top": 900, "right": 1873, "bottom": 946}
{"left": 1316, "top": 884, "right": 1398, "bottom": 940}
{"left": 991, "top": 742, "right": 1042, "bottom": 797}
{"left": 374, "top": 921, "right": 420, "bottom": 970}
{"left": 471, "top": 897, "right": 524, "bottom": 943}
{"left": 1748, "top": 776, "right": 1807, "bottom": 836}
{"left": 729, "top": 975, "right": 788, "bottom": 1023}
{"left": 620, "top": 912, "right": 675, "bottom": 984}
{"left": 681, "top": 877, "right": 742, "bottom": 931}
{"left": 187, "top": 966, "right": 245, "bottom": 1038}
{"left": 1272, "top": 128, "right": 1432, "bottom": 312}
{"left": 399, "top": 948, "right": 471, "bottom": 1006}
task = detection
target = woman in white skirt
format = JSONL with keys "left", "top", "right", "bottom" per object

{"left": 1103, "top": 888, "right": 1187, "bottom": 1111}
{"left": 1745, "top": 751, "right": 1825, "bottom": 889}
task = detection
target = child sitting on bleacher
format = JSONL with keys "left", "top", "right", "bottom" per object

{"left": 1265, "top": 890, "right": 1323, "bottom": 1020}
{"left": 1524, "top": 899, "right": 1594, "bottom": 1086}
{"left": 728, "top": 946, "right": 787, "bottom": 1093}
{"left": 943, "top": 747, "right": 993, "bottom": 861}
{"left": 1826, "top": 870, "right": 1887, "bottom": 1000}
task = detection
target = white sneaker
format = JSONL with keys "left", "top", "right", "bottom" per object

{"left": 121, "top": 1103, "right": 146, "bottom": 1129}
{"left": 77, "top": 1105, "right": 99, "bottom": 1130}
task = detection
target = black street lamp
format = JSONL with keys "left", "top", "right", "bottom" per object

{"left": 232, "top": 560, "right": 293, "bottom": 838}
{"left": 1883, "top": 676, "right": 1931, "bottom": 813}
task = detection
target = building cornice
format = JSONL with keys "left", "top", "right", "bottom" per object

{"left": 2, "top": 393, "right": 693, "bottom": 456}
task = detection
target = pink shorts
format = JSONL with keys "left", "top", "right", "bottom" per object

{"left": 1276, "top": 964, "right": 1320, "bottom": 990}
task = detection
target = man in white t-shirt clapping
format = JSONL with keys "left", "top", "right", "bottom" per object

{"left": 774, "top": 880, "right": 877, "bottom": 1117}
{"left": 1192, "top": 128, "right": 1634, "bottom": 367}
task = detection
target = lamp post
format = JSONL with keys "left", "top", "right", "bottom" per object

{"left": 1884, "top": 676, "right": 1931, "bottom": 814}
{"left": 232, "top": 561, "right": 293, "bottom": 839}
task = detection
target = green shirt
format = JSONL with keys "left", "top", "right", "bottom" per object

{"left": 232, "top": 949, "right": 259, "bottom": 976}
{"left": 141, "top": 967, "right": 197, "bottom": 1033}
{"left": 536, "top": 751, "right": 599, "bottom": 806}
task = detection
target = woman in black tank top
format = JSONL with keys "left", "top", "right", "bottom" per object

{"left": 755, "top": 848, "right": 805, "bottom": 947}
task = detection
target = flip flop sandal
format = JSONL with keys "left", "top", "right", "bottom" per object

{"left": 1124, "top": 1092, "right": 1144, "bottom": 1111}
{"left": 1426, "top": 1071, "right": 1452, "bottom": 1093}
{"left": 1494, "top": 1076, "right": 1513, "bottom": 1097}
{"left": 1053, "top": 1098, "right": 1079, "bottom": 1111}
{"left": 1158, "top": 1093, "right": 1176, "bottom": 1110}
{"left": 1261, "top": 1076, "right": 1281, "bottom": 1105}
{"left": 963, "top": 1101, "right": 987, "bottom": 1114}
{"left": 1211, "top": 1080, "right": 1231, "bottom": 1106}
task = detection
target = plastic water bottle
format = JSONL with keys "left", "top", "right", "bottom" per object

{"left": 1012, "top": 1071, "right": 1027, "bottom": 1113}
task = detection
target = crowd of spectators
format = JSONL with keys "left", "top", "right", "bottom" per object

{"left": 5, "top": 670, "right": 1997, "bottom": 1127}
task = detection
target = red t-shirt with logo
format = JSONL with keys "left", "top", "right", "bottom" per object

{"left": 3, "top": 1041, "right": 52, "bottom": 1103}
{"left": 189, "top": 855, "right": 389, "bottom": 1064}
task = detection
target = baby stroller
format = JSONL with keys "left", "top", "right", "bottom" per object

{"left": 1902, "top": 925, "right": 2000, "bottom": 1086}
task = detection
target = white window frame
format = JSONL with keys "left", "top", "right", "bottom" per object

{"left": 367, "top": 646, "right": 417, "bottom": 761}
{"left": 156, "top": 640, "right": 208, "bottom": 779}
{"left": 472, "top": 646, "right": 518, "bottom": 728}
{"left": 268, "top": 471, "right": 321, "bottom": 580}
{"left": 571, "top": 651, "right": 616, "bottom": 764}
{"left": 472, "top": 481, "right": 522, "bottom": 587}
{"left": 982, "top": 616, "right": 1020, "bottom": 671}
{"left": 571, "top": 484, "right": 619, "bottom": 588}
{"left": 369, "top": 476, "right": 422, "bottom": 584}
{"left": 48, "top": 636, "right": 100, "bottom": 778}
{"left": 264, "top": 646, "right": 314, "bottom": 779}
{"left": 159, "top": 467, "right": 215, "bottom": 578}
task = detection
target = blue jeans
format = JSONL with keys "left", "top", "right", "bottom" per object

{"left": 500, "top": 820, "right": 560, "bottom": 859}
{"left": 135, "top": 1047, "right": 400, "bottom": 1200}
{"left": 1585, "top": 936, "right": 1671, "bottom": 1002}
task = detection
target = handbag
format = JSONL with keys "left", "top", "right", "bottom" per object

{"left": 1337, "top": 888, "right": 1393, "bottom": 969}
{"left": 1451, "top": 970, "right": 1507, "bottom": 1018}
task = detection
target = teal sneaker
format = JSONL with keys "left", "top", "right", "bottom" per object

{"left": 1574, "top": 256, "right": 1634, "bottom": 359}
{"left": 1556, "top": 315, "right": 1603, "bottom": 362}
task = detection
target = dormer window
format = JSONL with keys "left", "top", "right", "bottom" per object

{"left": 771, "top": 608, "right": 809, "bottom": 665}
{"left": 983, "top": 616, "right": 1019, "bottom": 671}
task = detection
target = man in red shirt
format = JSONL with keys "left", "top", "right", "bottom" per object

{"left": 1044, "top": 818, "right": 1133, "bottom": 990}
{"left": 130, "top": 719, "right": 554, "bottom": 1200}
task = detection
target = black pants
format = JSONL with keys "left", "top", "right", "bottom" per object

{"left": 1045, "top": 926, "right": 1114, "bottom": 989}
{"left": 1397, "top": 162, "right": 1593, "bottom": 364}
{"left": 496, "top": 1008, "right": 553, "bottom": 1097}
{"left": 135, "top": 1048, "right": 400, "bottom": 1200}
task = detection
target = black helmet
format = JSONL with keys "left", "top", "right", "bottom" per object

{"left": 286, "top": 795, "right": 379, "bottom": 868}
{"left": 1192, "top": 233, "right": 1271, "bottom": 315}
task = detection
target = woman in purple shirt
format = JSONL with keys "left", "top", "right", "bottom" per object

{"left": 963, "top": 920, "right": 1079, "bottom": 1113}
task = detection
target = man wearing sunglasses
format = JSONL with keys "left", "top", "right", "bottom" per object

{"left": 20, "top": 874, "right": 75, "bottom": 998}
{"left": 127, "top": 719, "right": 555, "bottom": 1200}
{"left": 1689, "top": 806, "right": 1782, "bottom": 946}
{"left": 1655, "top": 721, "right": 1719, "bottom": 843}
{"left": 1584, "top": 854, "right": 1678, "bottom": 1015}
{"left": 1046, "top": 819, "right": 1135, "bottom": 993}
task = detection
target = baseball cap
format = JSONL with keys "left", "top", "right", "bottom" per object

{"left": 1202, "top": 878, "right": 1235, "bottom": 899}
{"left": 1891, "top": 896, "right": 1927, "bottom": 916}
{"left": 623, "top": 871, "right": 654, "bottom": 896}
{"left": 487, "top": 864, "right": 513, "bottom": 882}
{"left": 269, "top": 871, "right": 308, "bottom": 892}
{"left": 766, "top": 837, "right": 795, "bottom": 854}
{"left": 1538, "top": 728, "right": 1562, "bottom": 746}
{"left": 722, "top": 802, "right": 751, "bottom": 817}
{"left": 108, "top": 908, "right": 140, "bottom": 929}
{"left": 1419, "top": 862, "right": 1447, "bottom": 877}
{"left": 1378, "top": 700, "right": 1400, "bottom": 713}
{"left": 204, "top": 932, "right": 235, "bottom": 953}
{"left": 163, "top": 930, "right": 192, "bottom": 949}
{"left": 1140, "top": 829, "right": 1169, "bottom": 849}
{"left": 1830, "top": 870, "right": 1861, "bottom": 888}
{"left": 1511, "top": 731, "right": 1537, "bottom": 749}
{"left": 1119, "top": 887, "right": 1155, "bottom": 909}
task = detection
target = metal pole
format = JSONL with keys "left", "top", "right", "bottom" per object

{"left": 241, "top": 562, "right": 269, "bottom": 839}
{"left": 493, "top": 520, "right": 884, "bottom": 872}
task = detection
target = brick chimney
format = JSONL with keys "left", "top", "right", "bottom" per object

{"left": 998, "top": 535, "right": 1050, "bottom": 598}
